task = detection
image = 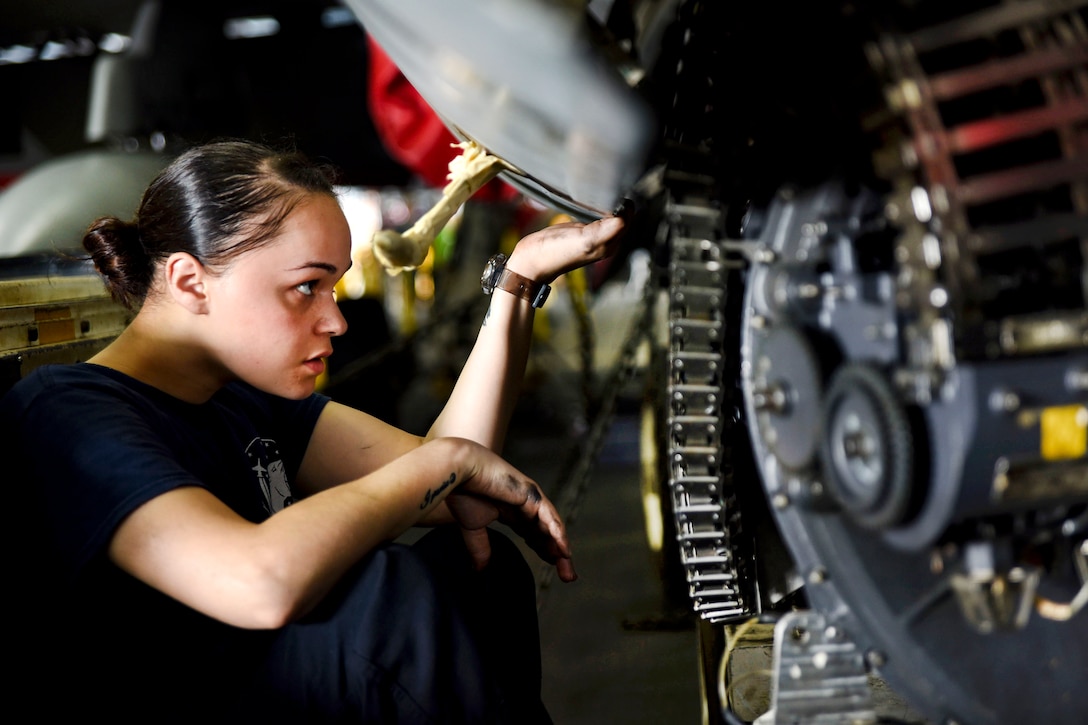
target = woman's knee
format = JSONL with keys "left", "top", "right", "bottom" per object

{"left": 242, "top": 543, "right": 496, "bottom": 722}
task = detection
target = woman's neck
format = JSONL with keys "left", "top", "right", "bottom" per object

{"left": 88, "top": 312, "right": 230, "bottom": 404}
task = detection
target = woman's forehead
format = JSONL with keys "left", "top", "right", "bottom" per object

{"left": 275, "top": 196, "right": 351, "bottom": 253}
{"left": 225, "top": 198, "right": 351, "bottom": 274}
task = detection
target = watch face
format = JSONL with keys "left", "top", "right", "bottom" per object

{"left": 481, "top": 253, "right": 506, "bottom": 293}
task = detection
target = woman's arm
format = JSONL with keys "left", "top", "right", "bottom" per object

{"left": 109, "top": 436, "right": 568, "bottom": 629}
{"left": 427, "top": 216, "right": 624, "bottom": 449}
{"left": 295, "top": 216, "right": 624, "bottom": 490}
{"left": 424, "top": 217, "right": 624, "bottom": 560}
{"left": 290, "top": 217, "right": 624, "bottom": 569}
{"left": 293, "top": 400, "right": 424, "bottom": 496}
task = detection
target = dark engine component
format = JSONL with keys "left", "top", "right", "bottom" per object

{"left": 644, "top": 2, "right": 1088, "bottom": 718}
{"left": 637, "top": 1, "right": 1088, "bottom": 722}
{"left": 352, "top": 0, "right": 1088, "bottom": 723}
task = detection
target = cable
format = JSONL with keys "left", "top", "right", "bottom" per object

{"left": 717, "top": 617, "right": 759, "bottom": 709}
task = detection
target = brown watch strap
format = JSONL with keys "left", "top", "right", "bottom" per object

{"left": 496, "top": 267, "right": 551, "bottom": 308}
{"left": 494, "top": 268, "right": 540, "bottom": 302}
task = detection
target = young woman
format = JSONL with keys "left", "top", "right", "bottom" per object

{"left": 2, "top": 140, "right": 624, "bottom": 723}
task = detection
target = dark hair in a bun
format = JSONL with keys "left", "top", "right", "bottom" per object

{"left": 83, "top": 217, "right": 151, "bottom": 310}
{"left": 83, "top": 139, "right": 338, "bottom": 310}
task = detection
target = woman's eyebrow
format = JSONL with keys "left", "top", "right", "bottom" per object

{"left": 290, "top": 261, "right": 341, "bottom": 274}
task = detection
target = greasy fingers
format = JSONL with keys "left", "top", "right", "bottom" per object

{"left": 506, "top": 492, "right": 577, "bottom": 582}
{"left": 557, "top": 556, "right": 577, "bottom": 583}
{"left": 552, "top": 216, "right": 624, "bottom": 265}
{"left": 470, "top": 469, "right": 546, "bottom": 514}
{"left": 446, "top": 490, "right": 502, "bottom": 530}
{"left": 537, "top": 496, "right": 572, "bottom": 559}
{"left": 453, "top": 439, "right": 580, "bottom": 580}
{"left": 460, "top": 526, "right": 492, "bottom": 571}
{"left": 509, "top": 215, "right": 625, "bottom": 282}
{"left": 583, "top": 215, "right": 625, "bottom": 257}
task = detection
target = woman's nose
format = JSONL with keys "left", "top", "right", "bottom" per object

{"left": 320, "top": 293, "right": 348, "bottom": 336}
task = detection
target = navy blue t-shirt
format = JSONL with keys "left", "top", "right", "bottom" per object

{"left": 2, "top": 363, "right": 328, "bottom": 720}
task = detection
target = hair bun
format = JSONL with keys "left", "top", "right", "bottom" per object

{"left": 83, "top": 216, "right": 151, "bottom": 310}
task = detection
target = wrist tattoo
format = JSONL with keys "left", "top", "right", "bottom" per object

{"left": 420, "top": 472, "right": 457, "bottom": 509}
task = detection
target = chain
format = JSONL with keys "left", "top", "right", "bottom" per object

{"left": 663, "top": 193, "right": 752, "bottom": 624}
{"left": 652, "top": 0, "right": 753, "bottom": 624}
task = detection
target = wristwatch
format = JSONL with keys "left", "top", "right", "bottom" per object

{"left": 480, "top": 253, "right": 551, "bottom": 308}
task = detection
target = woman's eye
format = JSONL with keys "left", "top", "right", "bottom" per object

{"left": 295, "top": 281, "right": 317, "bottom": 296}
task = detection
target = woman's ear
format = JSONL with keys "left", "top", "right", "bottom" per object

{"left": 164, "top": 252, "right": 209, "bottom": 314}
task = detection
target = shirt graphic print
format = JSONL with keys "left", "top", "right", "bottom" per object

{"left": 246, "top": 436, "right": 295, "bottom": 514}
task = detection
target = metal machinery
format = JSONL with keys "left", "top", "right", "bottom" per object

{"left": 318, "top": 1, "right": 1087, "bottom": 722}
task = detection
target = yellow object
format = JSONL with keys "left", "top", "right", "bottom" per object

{"left": 400, "top": 272, "right": 417, "bottom": 335}
{"left": 371, "top": 141, "right": 511, "bottom": 272}
{"left": 1040, "top": 404, "right": 1088, "bottom": 460}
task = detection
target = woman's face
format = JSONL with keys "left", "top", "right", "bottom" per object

{"left": 203, "top": 193, "right": 352, "bottom": 399}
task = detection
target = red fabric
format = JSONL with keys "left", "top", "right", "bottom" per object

{"left": 366, "top": 36, "right": 457, "bottom": 189}
{"left": 366, "top": 37, "right": 517, "bottom": 201}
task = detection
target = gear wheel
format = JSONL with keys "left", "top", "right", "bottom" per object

{"left": 750, "top": 325, "right": 824, "bottom": 472}
{"left": 820, "top": 363, "right": 914, "bottom": 530}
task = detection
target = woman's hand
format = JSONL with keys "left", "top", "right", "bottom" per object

{"left": 423, "top": 217, "right": 626, "bottom": 580}
{"left": 443, "top": 441, "right": 576, "bottom": 583}
{"left": 505, "top": 215, "right": 625, "bottom": 284}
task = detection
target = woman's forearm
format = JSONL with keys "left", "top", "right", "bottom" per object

{"left": 110, "top": 437, "right": 507, "bottom": 628}
{"left": 425, "top": 217, "right": 624, "bottom": 452}
{"left": 426, "top": 284, "right": 536, "bottom": 451}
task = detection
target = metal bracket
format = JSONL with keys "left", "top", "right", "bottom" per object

{"left": 757, "top": 611, "right": 877, "bottom": 725}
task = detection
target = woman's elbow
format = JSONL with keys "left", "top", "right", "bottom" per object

{"left": 234, "top": 590, "right": 319, "bottom": 630}
{"left": 227, "top": 561, "right": 320, "bottom": 629}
